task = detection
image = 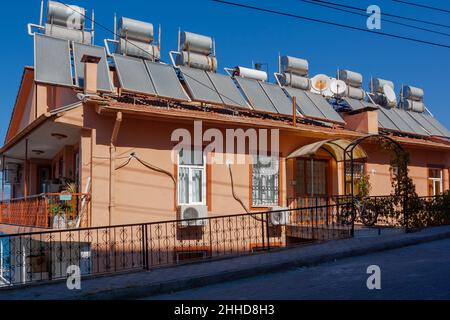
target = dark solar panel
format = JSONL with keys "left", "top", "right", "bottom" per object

{"left": 207, "top": 72, "right": 249, "bottom": 108}
{"left": 304, "top": 91, "right": 345, "bottom": 123}
{"left": 34, "top": 34, "right": 73, "bottom": 87}
{"left": 260, "top": 82, "right": 294, "bottom": 116}
{"left": 113, "top": 54, "right": 156, "bottom": 95}
{"left": 145, "top": 61, "right": 190, "bottom": 101}
{"left": 73, "top": 43, "right": 113, "bottom": 92}
{"left": 180, "top": 67, "right": 223, "bottom": 105}
{"left": 284, "top": 87, "right": 325, "bottom": 119}
{"left": 235, "top": 77, "right": 278, "bottom": 114}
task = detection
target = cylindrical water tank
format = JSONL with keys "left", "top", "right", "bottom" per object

{"left": 338, "top": 70, "right": 363, "bottom": 88}
{"left": 119, "top": 17, "right": 154, "bottom": 43}
{"left": 403, "top": 99, "right": 425, "bottom": 113}
{"left": 347, "top": 86, "right": 365, "bottom": 100}
{"left": 118, "top": 39, "right": 160, "bottom": 61}
{"left": 403, "top": 85, "right": 424, "bottom": 101}
{"left": 177, "top": 51, "right": 217, "bottom": 72}
{"left": 373, "top": 78, "right": 394, "bottom": 93}
{"left": 47, "top": 1, "right": 85, "bottom": 29}
{"left": 234, "top": 66, "right": 268, "bottom": 82}
{"left": 281, "top": 73, "right": 310, "bottom": 90}
{"left": 280, "top": 56, "right": 309, "bottom": 76}
{"left": 180, "top": 32, "right": 213, "bottom": 55}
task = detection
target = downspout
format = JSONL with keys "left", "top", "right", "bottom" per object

{"left": 109, "top": 112, "right": 123, "bottom": 225}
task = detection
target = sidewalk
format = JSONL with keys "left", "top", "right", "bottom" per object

{"left": 1, "top": 225, "right": 450, "bottom": 300}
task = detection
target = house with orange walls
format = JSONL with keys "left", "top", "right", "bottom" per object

{"left": 0, "top": 1, "right": 449, "bottom": 236}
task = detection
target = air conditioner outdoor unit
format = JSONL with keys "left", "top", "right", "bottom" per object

{"left": 270, "top": 207, "right": 290, "bottom": 226}
{"left": 178, "top": 205, "right": 208, "bottom": 227}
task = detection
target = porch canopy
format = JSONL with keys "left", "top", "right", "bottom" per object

{"left": 287, "top": 139, "right": 367, "bottom": 162}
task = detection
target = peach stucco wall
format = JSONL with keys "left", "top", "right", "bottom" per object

{"left": 363, "top": 143, "right": 450, "bottom": 197}
{"left": 81, "top": 107, "right": 352, "bottom": 226}
{"left": 79, "top": 106, "right": 450, "bottom": 227}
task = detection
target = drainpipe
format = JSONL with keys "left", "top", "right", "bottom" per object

{"left": 109, "top": 112, "right": 122, "bottom": 225}
{"left": 24, "top": 139, "right": 28, "bottom": 198}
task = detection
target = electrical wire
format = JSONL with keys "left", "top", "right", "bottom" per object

{"left": 299, "top": 0, "right": 450, "bottom": 37}
{"left": 310, "top": 0, "right": 450, "bottom": 29}
{"left": 115, "top": 153, "right": 177, "bottom": 186}
{"left": 212, "top": 0, "right": 450, "bottom": 49}
{"left": 393, "top": 0, "right": 450, "bottom": 14}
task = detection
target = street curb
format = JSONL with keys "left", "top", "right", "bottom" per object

{"left": 79, "top": 228, "right": 450, "bottom": 300}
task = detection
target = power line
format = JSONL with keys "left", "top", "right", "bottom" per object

{"left": 393, "top": 0, "right": 450, "bottom": 14}
{"left": 311, "top": 0, "right": 450, "bottom": 29}
{"left": 212, "top": 0, "right": 450, "bottom": 49}
{"left": 299, "top": 0, "right": 450, "bottom": 37}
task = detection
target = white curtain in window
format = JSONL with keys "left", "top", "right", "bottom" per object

{"left": 179, "top": 167, "right": 189, "bottom": 204}
{"left": 192, "top": 169, "right": 203, "bottom": 203}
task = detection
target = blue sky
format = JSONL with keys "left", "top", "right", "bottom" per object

{"left": 0, "top": 0, "right": 449, "bottom": 143}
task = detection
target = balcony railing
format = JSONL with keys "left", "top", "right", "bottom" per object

{"left": 0, "top": 193, "right": 90, "bottom": 229}
{"left": 0, "top": 203, "right": 351, "bottom": 287}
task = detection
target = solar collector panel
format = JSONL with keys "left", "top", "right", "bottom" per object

{"left": 394, "top": 109, "right": 429, "bottom": 136}
{"left": 206, "top": 72, "right": 249, "bottom": 108}
{"left": 260, "top": 82, "right": 295, "bottom": 116}
{"left": 73, "top": 43, "right": 113, "bottom": 92}
{"left": 379, "top": 107, "right": 413, "bottom": 133}
{"left": 283, "top": 87, "right": 324, "bottom": 119}
{"left": 421, "top": 113, "right": 450, "bottom": 137}
{"left": 304, "top": 91, "right": 345, "bottom": 123}
{"left": 180, "top": 67, "right": 223, "bottom": 105}
{"left": 343, "top": 97, "right": 366, "bottom": 111}
{"left": 144, "top": 61, "right": 190, "bottom": 101}
{"left": 34, "top": 34, "right": 73, "bottom": 87}
{"left": 377, "top": 108, "right": 399, "bottom": 131}
{"left": 113, "top": 54, "right": 156, "bottom": 95}
{"left": 235, "top": 77, "right": 279, "bottom": 114}
{"left": 407, "top": 111, "right": 442, "bottom": 136}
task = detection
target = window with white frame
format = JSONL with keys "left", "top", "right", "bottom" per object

{"left": 428, "top": 168, "right": 443, "bottom": 196}
{"left": 252, "top": 155, "right": 279, "bottom": 207}
{"left": 178, "top": 149, "right": 206, "bottom": 205}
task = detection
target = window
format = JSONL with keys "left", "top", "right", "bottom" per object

{"left": 252, "top": 155, "right": 279, "bottom": 207}
{"left": 296, "top": 159, "right": 328, "bottom": 196}
{"left": 345, "top": 162, "right": 366, "bottom": 195}
{"left": 178, "top": 149, "right": 206, "bottom": 205}
{"left": 428, "top": 168, "right": 443, "bottom": 196}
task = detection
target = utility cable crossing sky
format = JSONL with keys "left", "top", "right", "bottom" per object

{"left": 211, "top": 0, "right": 450, "bottom": 49}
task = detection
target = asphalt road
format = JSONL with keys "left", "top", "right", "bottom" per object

{"left": 147, "top": 238, "right": 450, "bottom": 300}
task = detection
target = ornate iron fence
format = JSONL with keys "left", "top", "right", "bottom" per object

{"left": 0, "top": 204, "right": 351, "bottom": 288}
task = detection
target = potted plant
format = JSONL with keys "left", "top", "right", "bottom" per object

{"left": 50, "top": 180, "right": 78, "bottom": 229}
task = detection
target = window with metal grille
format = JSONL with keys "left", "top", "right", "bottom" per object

{"left": 252, "top": 155, "right": 279, "bottom": 207}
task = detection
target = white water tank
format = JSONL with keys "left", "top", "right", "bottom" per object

{"left": 338, "top": 70, "right": 363, "bottom": 88}
{"left": 119, "top": 17, "right": 154, "bottom": 43}
{"left": 180, "top": 31, "right": 213, "bottom": 55}
{"left": 47, "top": 1, "right": 85, "bottom": 29}
{"left": 280, "top": 56, "right": 309, "bottom": 76}
{"left": 403, "top": 85, "right": 424, "bottom": 101}
{"left": 177, "top": 51, "right": 217, "bottom": 72}
{"left": 281, "top": 73, "right": 310, "bottom": 90}
{"left": 234, "top": 66, "right": 268, "bottom": 81}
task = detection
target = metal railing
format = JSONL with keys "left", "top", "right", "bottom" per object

{"left": 0, "top": 193, "right": 90, "bottom": 229}
{"left": 0, "top": 203, "right": 351, "bottom": 288}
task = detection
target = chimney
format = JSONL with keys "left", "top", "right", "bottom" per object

{"left": 81, "top": 54, "right": 101, "bottom": 94}
{"left": 343, "top": 110, "right": 379, "bottom": 134}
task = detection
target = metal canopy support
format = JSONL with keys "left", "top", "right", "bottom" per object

{"left": 343, "top": 134, "right": 408, "bottom": 234}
